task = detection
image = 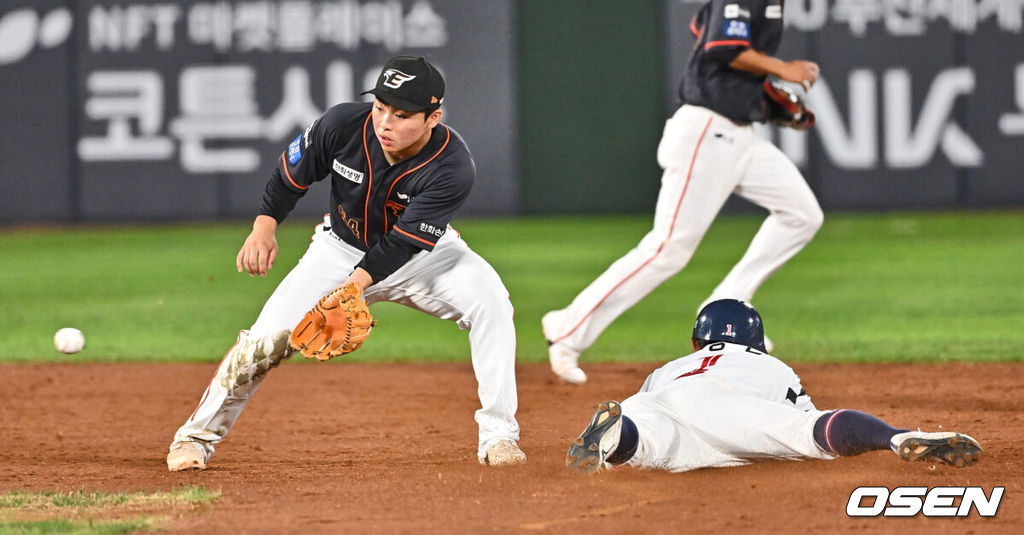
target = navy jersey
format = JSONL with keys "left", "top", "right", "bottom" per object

{"left": 259, "top": 102, "right": 475, "bottom": 281}
{"left": 679, "top": 0, "right": 785, "bottom": 123}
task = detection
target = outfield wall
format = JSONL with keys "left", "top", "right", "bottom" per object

{"left": 2, "top": 1, "right": 1023, "bottom": 225}
{"left": 665, "top": 0, "right": 1024, "bottom": 211}
{"left": 0, "top": 0, "right": 517, "bottom": 224}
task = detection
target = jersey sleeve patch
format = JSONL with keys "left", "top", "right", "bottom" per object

{"left": 724, "top": 4, "right": 751, "bottom": 19}
{"left": 723, "top": 19, "right": 750, "bottom": 38}
{"left": 287, "top": 134, "right": 303, "bottom": 165}
{"left": 393, "top": 225, "right": 439, "bottom": 248}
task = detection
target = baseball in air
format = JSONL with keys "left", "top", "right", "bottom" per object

{"left": 53, "top": 327, "right": 85, "bottom": 354}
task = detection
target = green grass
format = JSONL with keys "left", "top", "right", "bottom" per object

{"left": 0, "top": 486, "right": 218, "bottom": 534}
{"left": 1, "top": 212, "right": 1022, "bottom": 363}
{"left": 0, "top": 519, "right": 150, "bottom": 535}
{"left": 0, "top": 487, "right": 218, "bottom": 509}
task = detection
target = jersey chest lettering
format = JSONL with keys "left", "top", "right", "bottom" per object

{"left": 332, "top": 164, "right": 422, "bottom": 242}
{"left": 336, "top": 204, "right": 361, "bottom": 239}
{"left": 385, "top": 199, "right": 407, "bottom": 218}
{"left": 333, "top": 159, "right": 364, "bottom": 184}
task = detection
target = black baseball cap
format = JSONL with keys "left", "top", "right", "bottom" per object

{"left": 361, "top": 56, "right": 445, "bottom": 112}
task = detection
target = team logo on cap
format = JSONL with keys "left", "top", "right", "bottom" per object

{"left": 381, "top": 69, "right": 417, "bottom": 89}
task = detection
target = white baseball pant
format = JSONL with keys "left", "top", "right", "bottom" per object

{"left": 621, "top": 380, "right": 835, "bottom": 472}
{"left": 546, "top": 104, "right": 823, "bottom": 352}
{"left": 172, "top": 221, "right": 521, "bottom": 460}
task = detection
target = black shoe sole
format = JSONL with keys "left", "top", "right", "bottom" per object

{"left": 897, "top": 434, "right": 982, "bottom": 467}
{"left": 566, "top": 400, "right": 622, "bottom": 474}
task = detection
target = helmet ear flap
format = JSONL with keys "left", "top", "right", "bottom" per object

{"left": 692, "top": 299, "right": 766, "bottom": 352}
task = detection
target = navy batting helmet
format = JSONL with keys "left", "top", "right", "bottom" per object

{"left": 692, "top": 299, "right": 767, "bottom": 352}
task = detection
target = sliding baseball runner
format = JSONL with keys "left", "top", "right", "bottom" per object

{"left": 567, "top": 300, "right": 983, "bottom": 474}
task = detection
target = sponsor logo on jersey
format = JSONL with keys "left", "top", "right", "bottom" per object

{"left": 419, "top": 222, "right": 444, "bottom": 238}
{"left": 287, "top": 135, "right": 303, "bottom": 165}
{"left": 381, "top": 69, "right": 417, "bottom": 89}
{"left": 723, "top": 20, "right": 750, "bottom": 38}
{"left": 765, "top": 5, "right": 783, "bottom": 19}
{"left": 847, "top": 486, "right": 1003, "bottom": 517}
{"left": 724, "top": 4, "right": 751, "bottom": 19}
{"left": 333, "top": 159, "right": 364, "bottom": 184}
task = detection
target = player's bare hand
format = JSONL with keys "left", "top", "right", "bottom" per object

{"left": 780, "top": 60, "right": 820, "bottom": 89}
{"left": 236, "top": 215, "right": 279, "bottom": 277}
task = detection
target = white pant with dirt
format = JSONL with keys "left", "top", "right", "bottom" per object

{"left": 171, "top": 222, "right": 521, "bottom": 460}
{"left": 622, "top": 382, "right": 833, "bottom": 472}
{"left": 545, "top": 104, "right": 823, "bottom": 353}
{"left": 620, "top": 342, "right": 835, "bottom": 472}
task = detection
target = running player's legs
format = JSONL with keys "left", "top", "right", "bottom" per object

{"left": 705, "top": 136, "right": 823, "bottom": 304}
{"left": 621, "top": 382, "right": 833, "bottom": 472}
{"left": 545, "top": 106, "right": 749, "bottom": 353}
{"left": 364, "top": 232, "right": 520, "bottom": 458}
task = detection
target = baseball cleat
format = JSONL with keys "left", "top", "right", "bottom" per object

{"left": 167, "top": 441, "right": 210, "bottom": 472}
{"left": 566, "top": 400, "right": 623, "bottom": 474}
{"left": 542, "top": 312, "right": 587, "bottom": 385}
{"left": 890, "top": 431, "right": 982, "bottom": 467}
{"left": 549, "top": 345, "right": 587, "bottom": 385}
{"left": 479, "top": 439, "right": 527, "bottom": 467}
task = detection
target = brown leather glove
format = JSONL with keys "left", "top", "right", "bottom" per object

{"left": 289, "top": 282, "right": 376, "bottom": 360}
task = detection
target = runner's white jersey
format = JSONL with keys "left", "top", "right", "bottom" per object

{"left": 637, "top": 342, "right": 815, "bottom": 411}
{"left": 620, "top": 341, "right": 829, "bottom": 471}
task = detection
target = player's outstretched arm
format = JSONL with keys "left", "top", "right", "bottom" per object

{"left": 236, "top": 215, "right": 279, "bottom": 277}
{"left": 729, "top": 49, "right": 819, "bottom": 88}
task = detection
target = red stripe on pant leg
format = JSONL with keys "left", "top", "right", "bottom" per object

{"left": 550, "top": 116, "right": 715, "bottom": 346}
{"left": 824, "top": 409, "right": 847, "bottom": 454}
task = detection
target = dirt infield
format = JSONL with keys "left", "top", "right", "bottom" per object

{"left": 1, "top": 361, "right": 1020, "bottom": 533}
